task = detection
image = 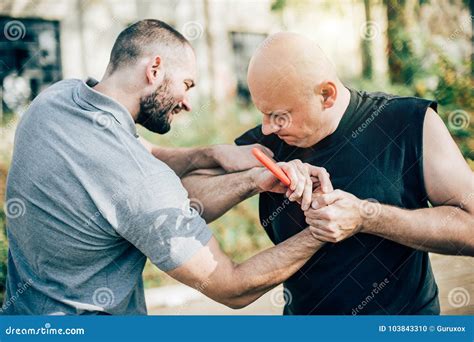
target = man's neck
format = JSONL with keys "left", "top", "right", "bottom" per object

{"left": 93, "top": 76, "right": 140, "bottom": 121}
{"left": 327, "top": 85, "right": 351, "bottom": 136}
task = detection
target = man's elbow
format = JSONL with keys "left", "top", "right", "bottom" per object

{"left": 216, "top": 293, "right": 253, "bottom": 310}
{"left": 207, "top": 275, "right": 255, "bottom": 309}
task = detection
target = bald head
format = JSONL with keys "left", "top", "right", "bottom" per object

{"left": 248, "top": 32, "right": 337, "bottom": 104}
{"left": 247, "top": 32, "right": 349, "bottom": 148}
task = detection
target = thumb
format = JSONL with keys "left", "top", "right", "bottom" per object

{"left": 311, "top": 190, "right": 344, "bottom": 209}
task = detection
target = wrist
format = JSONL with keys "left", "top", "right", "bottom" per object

{"left": 208, "top": 144, "right": 227, "bottom": 167}
{"left": 303, "top": 227, "right": 326, "bottom": 249}
{"left": 358, "top": 199, "right": 382, "bottom": 234}
{"left": 197, "top": 145, "right": 220, "bottom": 168}
{"left": 247, "top": 167, "right": 262, "bottom": 195}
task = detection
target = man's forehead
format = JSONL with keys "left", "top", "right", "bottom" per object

{"left": 253, "top": 97, "right": 292, "bottom": 115}
{"left": 182, "top": 47, "right": 197, "bottom": 78}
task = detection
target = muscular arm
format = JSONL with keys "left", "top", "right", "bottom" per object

{"left": 306, "top": 108, "right": 474, "bottom": 256}
{"left": 168, "top": 230, "right": 324, "bottom": 309}
{"left": 139, "top": 137, "right": 274, "bottom": 177}
{"left": 363, "top": 108, "right": 474, "bottom": 255}
{"left": 139, "top": 137, "right": 219, "bottom": 177}
{"left": 182, "top": 168, "right": 259, "bottom": 223}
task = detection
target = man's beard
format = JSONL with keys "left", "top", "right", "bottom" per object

{"left": 136, "top": 78, "right": 178, "bottom": 134}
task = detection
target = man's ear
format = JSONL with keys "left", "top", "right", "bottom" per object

{"left": 318, "top": 81, "right": 337, "bottom": 109}
{"left": 145, "top": 55, "right": 162, "bottom": 85}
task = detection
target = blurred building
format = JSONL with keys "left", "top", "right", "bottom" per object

{"left": 0, "top": 0, "right": 470, "bottom": 115}
{"left": 0, "top": 0, "right": 386, "bottom": 114}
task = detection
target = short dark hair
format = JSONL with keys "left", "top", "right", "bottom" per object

{"left": 108, "top": 19, "right": 190, "bottom": 73}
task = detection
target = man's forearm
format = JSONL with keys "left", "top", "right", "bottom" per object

{"left": 227, "top": 228, "right": 324, "bottom": 308}
{"left": 151, "top": 146, "right": 218, "bottom": 177}
{"left": 182, "top": 168, "right": 258, "bottom": 223}
{"left": 363, "top": 204, "right": 474, "bottom": 256}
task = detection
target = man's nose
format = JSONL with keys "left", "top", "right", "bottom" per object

{"left": 181, "top": 99, "right": 192, "bottom": 112}
{"left": 261, "top": 117, "right": 280, "bottom": 135}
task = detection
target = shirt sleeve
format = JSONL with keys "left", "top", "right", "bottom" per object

{"left": 115, "top": 171, "right": 213, "bottom": 272}
{"left": 234, "top": 125, "right": 281, "bottom": 152}
{"left": 234, "top": 125, "right": 264, "bottom": 145}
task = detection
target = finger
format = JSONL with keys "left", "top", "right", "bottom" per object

{"left": 292, "top": 159, "right": 312, "bottom": 203}
{"left": 307, "top": 165, "right": 333, "bottom": 193}
{"left": 311, "top": 191, "right": 343, "bottom": 209}
{"left": 291, "top": 161, "right": 309, "bottom": 204}
{"left": 285, "top": 189, "right": 301, "bottom": 204}
{"left": 301, "top": 178, "right": 313, "bottom": 210}
{"left": 297, "top": 163, "right": 313, "bottom": 210}
{"left": 305, "top": 206, "right": 333, "bottom": 221}
{"left": 305, "top": 218, "right": 332, "bottom": 231}
{"left": 280, "top": 163, "right": 299, "bottom": 191}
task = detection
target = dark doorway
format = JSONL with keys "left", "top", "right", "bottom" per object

{"left": 0, "top": 17, "right": 62, "bottom": 117}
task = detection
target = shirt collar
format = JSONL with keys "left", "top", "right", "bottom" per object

{"left": 74, "top": 77, "right": 138, "bottom": 137}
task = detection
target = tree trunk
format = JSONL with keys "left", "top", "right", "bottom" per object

{"left": 386, "top": 0, "right": 415, "bottom": 84}
{"left": 361, "top": 0, "right": 373, "bottom": 79}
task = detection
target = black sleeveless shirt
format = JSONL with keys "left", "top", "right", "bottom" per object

{"left": 235, "top": 88, "right": 440, "bottom": 315}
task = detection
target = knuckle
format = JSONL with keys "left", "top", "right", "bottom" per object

{"left": 324, "top": 208, "right": 334, "bottom": 220}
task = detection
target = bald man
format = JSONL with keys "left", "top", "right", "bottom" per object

{"left": 184, "top": 33, "right": 474, "bottom": 315}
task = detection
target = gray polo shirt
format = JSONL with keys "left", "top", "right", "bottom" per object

{"left": 2, "top": 78, "right": 212, "bottom": 315}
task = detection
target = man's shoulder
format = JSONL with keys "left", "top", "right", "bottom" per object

{"left": 358, "top": 88, "right": 437, "bottom": 113}
{"left": 25, "top": 79, "right": 81, "bottom": 116}
{"left": 40, "top": 79, "right": 81, "bottom": 98}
